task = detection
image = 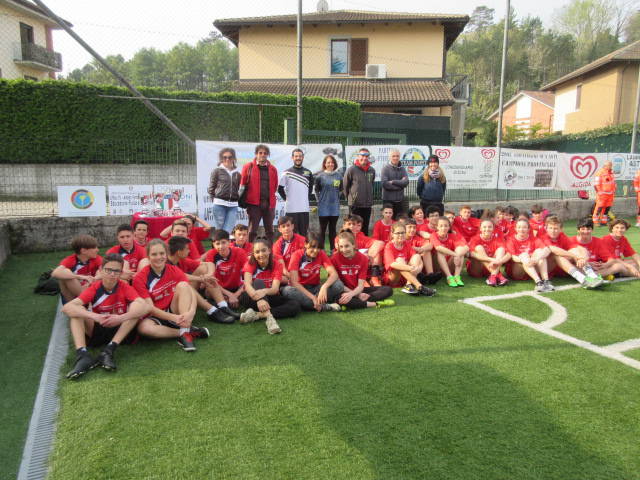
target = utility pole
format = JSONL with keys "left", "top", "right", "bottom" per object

{"left": 631, "top": 63, "right": 640, "bottom": 153}
{"left": 495, "top": 0, "right": 511, "bottom": 185}
{"left": 296, "top": 0, "right": 303, "bottom": 145}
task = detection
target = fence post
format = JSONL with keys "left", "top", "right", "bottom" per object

{"left": 284, "top": 118, "right": 296, "bottom": 145}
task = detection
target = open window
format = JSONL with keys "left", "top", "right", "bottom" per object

{"left": 330, "top": 38, "right": 368, "bottom": 75}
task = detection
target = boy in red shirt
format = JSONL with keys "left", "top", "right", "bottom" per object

{"left": 133, "top": 220, "right": 150, "bottom": 247}
{"left": 569, "top": 217, "right": 626, "bottom": 279}
{"left": 467, "top": 220, "right": 510, "bottom": 286}
{"left": 205, "top": 229, "right": 248, "bottom": 309}
{"left": 372, "top": 204, "right": 394, "bottom": 242}
{"left": 105, "top": 224, "right": 148, "bottom": 281}
{"left": 164, "top": 219, "right": 202, "bottom": 261}
{"left": 62, "top": 254, "right": 150, "bottom": 379}
{"left": 528, "top": 205, "right": 546, "bottom": 236}
{"left": 430, "top": 217, "right": 469, "bottom": 287}
{"left": 273, "top": 216, "right": 306, "bottom": 266}
{"left": 453, "top": 205, "right": 481, "bottom": 243}
{"left": 159, "top": 215, "right": 212, "bottom": 256}
{"left": 52, "top": 234, "right": 103, "bottom": 303}
{"left": 230, "top": 224, "right": 252, "bottom": 255}
{"left": 600, "top": 219, "right": 640, "bottom": 277}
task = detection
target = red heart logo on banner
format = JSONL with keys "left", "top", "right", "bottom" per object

{"left": 434, "top": 148, "right": 451, "bottom": 160}
{"left": 481, "top": 149, "right": 496, "bottom": 160}
{"left": 570, "top": 155, "right": 598, "bottom": 179}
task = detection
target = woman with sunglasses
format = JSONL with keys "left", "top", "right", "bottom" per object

{"left": 208, "top": 147, "right": 241, "bottom": 234}
{"left": 314, "top": 154, "right": 343, "bottom": 250}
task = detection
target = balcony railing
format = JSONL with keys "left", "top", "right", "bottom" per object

{"left": 14, "top": 42, "right": 62, "bottom": 71}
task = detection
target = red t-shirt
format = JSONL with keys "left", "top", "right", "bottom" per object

{"left": 497, "top": 219, "right": 513, "bottom": 236}
{"left": 330, "top": 251, "right": 369, "bottom": 290}
{"left": 242, "top": 256, "right": 284, "bottom": 289}
{"left": 469, "top": 234, "right": 505, "bottom": 257}
{"left": 430, "top": 232, "right": 467, "bottom": 251}
{"left": 166, "top": 236, "right": 201, "bottom": 261}
{"left": 273, "top": 233, "right": 306, "bottom": 266}
{"left": 569, "top": 236, "right": 612, "bottom": 262}
{"left": 231, "top": 241, "right": 253, "bottom": 255}
{"left": 105, "top": 244, "right": 147, "bottom": 272}
{"left": 538, "top": 231, "right": 573, "bottom": 251}
{"left": 383, "top": 241, "right": 416, "bottom": 270}
{"left": 599, "top": 234, "right": 636, "bottom": 259}
{"left": 416, "top": 222, "right": 436, "bottom": 236}
{"left": 529, "top": 219, "right": 546, "bottom": 237}
{"left": 133, "top": 264, "right": 187, "bottom": 311}
{"left": 204, "top": 247, "right": 247, "bottom": 290}
{"left": 168, "top": 257, "right": 201, "bottom": 274}
{"left": 506, "top": 235, "right": 545, "bottom": 256}
{"left": 189, "top": 227, "right": 210, "bottom": 255}
{"left": 372, "top": 220, "right": 393, "bottom": 242}
{"left": 408, "top": 234, "right": 425, "bottom": 250}
{"left": 288, "top": 249, "right": 332, "bottom": 286}
{"left": 78, "top": 279, "right": 139, "bottom": 315}
{"left": 59, "top": 254, "right": 102, "bottom": 278}
{"left": 453, "top": 217, "right": 480, "bottom": 242}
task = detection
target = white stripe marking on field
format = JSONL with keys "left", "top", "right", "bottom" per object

{"left": 460, "top": 278, "right": 640, "bottom": 371}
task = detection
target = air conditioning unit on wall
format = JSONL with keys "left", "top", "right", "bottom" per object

{"left": 366, "top": 64, "right": 387, "bottom": 79}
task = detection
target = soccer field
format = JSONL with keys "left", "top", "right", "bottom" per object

{"left": 6, "top": 221, "right": 640, "bottom": 480}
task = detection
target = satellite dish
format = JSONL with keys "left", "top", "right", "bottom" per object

{"left": 317, "top": 0, "right": 329, "bottom": 12}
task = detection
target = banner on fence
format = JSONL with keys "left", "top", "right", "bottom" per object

{"left": 497, "top": 149, "right": 558, "bottom": 190}
{"left": 196, "top": 141, "right": 343, "bottom": 225}
{"left": 153, "top": 184, "right": 197, "bottom": 213}
{"left": 58, "top": 186, "right": 107, "bottom": 217}
{"left": 608, "top": 153, "right": 640, "bottom": 181}
{"left": 555, "top": 153, "right": 608, "bottom": 191}
{"left": 108, "top": 185, "right": 153, "bottom": 215}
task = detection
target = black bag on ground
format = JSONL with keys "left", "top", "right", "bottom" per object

{"left": 34, "top": 270, "right": 60, "bottom": 295}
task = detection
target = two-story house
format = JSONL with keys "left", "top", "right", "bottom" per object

{"left": 541, "top": 39, "right": 639, "bottom": 134}
{"left": 0, "top": 0, "right": 68, "bottom": 80}
{"left": 488, "top": 90, "right": 555, "bottom": 137}
{"left": 213, "top": 9, "right": 469, "bottom": 144}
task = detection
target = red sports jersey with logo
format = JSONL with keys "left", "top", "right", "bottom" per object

{"left": 430, "top": 232, "right": 467, "bottom": 251}
{"left": 273, "top": 233, "right": 306, "bottom": 265}
{"left": 168, "top": 257, "right": 201, "bottom": 274}
{"left": 497, "top": 219, "right": 513, "bottom": 236}
{"left": 105, "top": 244, "right": 147, "bottom": 272}
{"left": 288, "top": 249, "right": 332, "bottom": 286}
{"left": 166, "top": 236, "right": 201, "bottom": 260}
{"left": 189, "top": 227, "right": 209, "bottom": 255}
{"left": 372, "top": 220, "right": 393, "bottom": 242}
{"left": 59, "top": 254, "right": 103, "bottom": 284}
{"left": 383, "top": 241, "right": 415, "bottom": 270}
{"left": 529, "top": 218, "right": 545, "bottom": 236}
{"left": 330, "top": 251, "right": 369, "bottom": 290}
{"left": 569, "top": 236, "right": 612, "bottom": 262}
{"left": 242, "top": 256, "right": 284, "bottom": 289}
{"left": 599, "top": 234, "right": 636, "bottom": 259}
{"left": 133, "top": 264, "right": 187, "bottom": 311}
{"left": 469, "top": 234, "right": 505, "bottom": 257}
{"left": 506, "top": 235, "right": 544, "bottom": 256}
{"left": 78, "top": 279, "right": 139, "bottom": 314}
{"left": 231, "top": 241, "right": 253, "bottom": 255}
{"left": 538, "top": 231, "right": 573, "bottom": 250}
{"left": 205, "top": 247, "right": 247, "bottom": 290}
{"left": 453, "top": 217, "right": 480, "bottom": 242}
{"left": 408, "top": 234, "right": 425, "bottom": 250}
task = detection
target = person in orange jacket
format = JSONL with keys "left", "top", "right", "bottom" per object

{"left": 592, "top": 160, "right": 616, "bottom": 226}
{"left": 634, "top": 169, "right": 640, "bottom": 227}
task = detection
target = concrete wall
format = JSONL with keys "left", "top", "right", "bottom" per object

{"left": 0, "top": 221, "right": 11, "bottom": 267}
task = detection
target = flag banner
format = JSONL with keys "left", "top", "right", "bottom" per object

{"left": 497, "top": 149, "right": 558, "bottom": 190}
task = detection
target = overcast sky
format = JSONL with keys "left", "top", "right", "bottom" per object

{"left": 42, "top": 0, "right": 575, "bottom": 75}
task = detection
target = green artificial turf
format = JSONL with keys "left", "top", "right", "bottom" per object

{"left": 484, "top": 296, "right": 552, "bottom": 323}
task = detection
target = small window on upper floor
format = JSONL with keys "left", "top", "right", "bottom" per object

{"left": 20, "top": 22, "right": 34, "bottom": 45}
{"left": 575, "top": 84, "right": 582, "bottom": 110}
{"left": 331, "top": 38, "right": 368, "bottom": 76}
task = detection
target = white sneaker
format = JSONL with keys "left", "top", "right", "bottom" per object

{"left": 542, "top": 280, "right": 555, "bottom": 292}
{"left": 265, "top": 314, "right": 282, "bottom": 335}
{"left": 534, "top": 281, "right": 545, "bottom": 292}
{"left": 323, "top": 303, "right": 342, "bottom": 312}
{"left": 239, "top": 308, "right": 259, "bottom": 324}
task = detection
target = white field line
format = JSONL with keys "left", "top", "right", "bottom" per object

{"left": 460, "top": 278, "right": 640, "bottom": 371}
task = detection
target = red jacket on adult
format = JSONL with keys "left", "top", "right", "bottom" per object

{"left": 240, "top": 159, "right": 279, "bottom": 209}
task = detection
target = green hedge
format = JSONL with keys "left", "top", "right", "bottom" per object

{"left": 0, "top": 79, "right": 361, "bottom": 164}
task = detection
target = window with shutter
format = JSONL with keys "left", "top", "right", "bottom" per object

{"left": 350, "top": 38, "right": 368, "bottom": 76}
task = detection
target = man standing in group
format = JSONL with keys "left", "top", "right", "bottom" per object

{"left": 592, "top": 160, "right": 616, "bottom": 226}
{"left": 343, "top": 148, "right": 376, "bottom": 235}
{"left": 240, "top": 144, "right": 279, "bottom": 243}
{"left": 381, "top": 149, "right": 409, "bottom": 219}
{"left": 278, "top": 148, "right": 313, "bottom": 237}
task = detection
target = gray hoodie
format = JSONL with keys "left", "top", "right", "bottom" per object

{"left": 343, "top": 164, "right": 376, "bottom": 208}
{"left": 381, "top": 162, "right": 409, "bottom": 202}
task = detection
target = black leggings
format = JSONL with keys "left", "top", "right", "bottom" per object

{"left": 346, "top": 286, "right": 393, "bottom": 309}
{"left": 239, "top": 280, "right": 301, "bottom": 319}
{"left": 319, "top": 216, "right": 338, "bottom": 251}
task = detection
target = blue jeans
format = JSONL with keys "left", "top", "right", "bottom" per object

{"left": 212, "top": 204, "right": 238, "bottom": 234}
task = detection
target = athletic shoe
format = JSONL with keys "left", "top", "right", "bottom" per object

{"left": 424, "top": 272, "right": 443, "bottom": 285}
{"left": 376, "top": 299, "right": 395, "bottom": 308}
{"left": 322, "top": 303, "right": 342, "bottom": 312}
{"left": 190, "top": 325, "right": 210, "bottom": 339}
{"left": 486, "top": 275, "right": 498, "bottom": 287}
{"left": 534, "top": 281, "right": 545, "bottom": 292}
{"left": 265, "top": 314, "right": 281, "bottom": 335}
{"left": 401, "top": 284, "right": 420, "bottom": 295}
{"left": 542, "top": 279, "right": 555, "bottom": 292}
{"left": 66, "top": 352, "right": 95, "bottom": 379}
{"left": 207, "top": 308, "right": 235, "bottom": 324}
{"left": 239, "top": 308, "right": 259, "bottom": 324}
{"left": 454, "top": 275, "right": 465, "bottom": 287}
{"left": 177, "top": 332, "right": 196, "bottom": 352}
{"left": 419, "top": 286, "right": 437, "bottom": 297}
{"left": 219, "top": 306, "right": 240, "bottom": 320}
{"left": 605, "top": 274, "right": 615, "bottom": 281}
{"left": 586, "top": 275, "right": 605, "bottom": 288}
{"left": 496, "top": 273, "right": 509, "bottom": 286}
{"left": 447, "top": 276, "right": 458, "bottom": 287}
{"left": 94, "top": 349, "right": 116, "bottom": 371}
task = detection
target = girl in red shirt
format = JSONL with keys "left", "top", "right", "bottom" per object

{"left": 430, "top": 217, "right": 469, "bottom": 287}
{"left": 505, "top": 219, "right": 553, "bottom": 292}
{"left": 239, "top": 239, "right": 301, "bottom": 334}
{"left": 467, "top": 220, "right": 510, "bottom": 286}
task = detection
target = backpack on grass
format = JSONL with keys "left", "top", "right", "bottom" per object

{"left": 34, "top": 270, "right": 60, "bottom": 295}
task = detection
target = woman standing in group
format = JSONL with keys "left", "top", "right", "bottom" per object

{"left": 208, "top": 147, "right": 241, "bottom": 234}
{"left": 314, "top": 154, "right": 342, "bottom": 251}
{"left": 417, "top": 154, "right": 447, "bottom": 215}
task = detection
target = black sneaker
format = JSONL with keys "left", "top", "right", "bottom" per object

{"left": 219, "top": 306, "right": 240, "bottom": 320}
{"left": 66, "top": 352, "right": 95, "bottom": 379}
{"left": 190, "top": 325, "right": 210, "bottom": 339}
{"left": 419, "top": 286, "right": 437, "bottom": 297}
{"left": 177, "top": 332, "right": 196, "bottom": 352}
{"left": 94, "top": 349, "right": 117, "bottom": 371}
{"left": 425, "top": 272, "right": 443, "bottom": 285}
{"left": 207, "top": 308, "right": 235, "bottom": 324}
{"left": 401, "top": 284, "right": 420, "bottom": 295}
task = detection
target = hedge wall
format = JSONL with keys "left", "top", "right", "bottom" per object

{"left": 0, "top": 79, "right": 361, "bottom": 164}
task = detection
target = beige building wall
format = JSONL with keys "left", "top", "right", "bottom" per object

{"left": 238, "top": 23, "right": 444, "bottom": 79}
{"left": 0, "top": 3, "right": 52, "bottom": 80}
{"left": 616, "top": 63, "right": 639, "bottom": 125}
{"left": 563, "top": 68, "right": 619, "bottom": 134}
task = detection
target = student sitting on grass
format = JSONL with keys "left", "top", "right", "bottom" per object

{"left": 505, "top": 219, "right": 554, "bottom": 292}
{"left": 204, "top": 229, "right": 248, "bottom": 309}
{"left": 372, "top": 204, "right": 394, "bottom": 242}
{"left": 105, "top": 224, "right": 148, "bottom": 281}
{"left": 538, "top": 215, "right": 604, "bottom": 289}
{"left": 430, "top": 217, "right": 469, "bottom": 288}
{"left": 569, "top": 217, "right": 628, "bottom": 280}
{"left": 330, "top": 231, "right": 394, "bottom": 309}
{"left": 453, "top": 205, "right": 480, "bottom": 243}
{"left": 383, "top": 222, "right": 436, "bottom": 297}
{"left": 405, "top": 219, "right": 441, "bottom": 284}
{"left": 273, "top": 215, "right": 306, "bottom": 267}
{"left": 239, "top": 238, "right": 301, "bottom": 334}
{"left": 340, "top": 214, "right": 385, "bottom": 286}
{"left": 528, "top": 204, "right": 546, "bottom": 236}
{"left": 133, "top": 220, "right": 150, "bottom": 247}
{"left": 282, "top": 233, "right": 344, "bottom": 312}
{"left": 409, "top": 205, "right": 429, "bottom": 238}
{"left": 163, "top": 219, "right": 202, "bottom": 261}
{"left": 467, "top": 219, "right": 510, "bottom": 287}
{"left": 62, "top": 254, "right": 150, "bottom": 379}
{"left": 52, "top": 234, "right": 102, "bottom": 303}
{"left": 159, "top": 214, "right": 212, "bottom": 257}
{"left": 599, "top": 219, "right": 640, "bottom": 278}
{"left": 230, "top": 223, "right": 252, "bottom": 255}
{"left": 133, "top": 239, "right": 210, "bottom": 352}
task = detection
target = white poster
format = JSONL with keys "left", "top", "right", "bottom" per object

{"left": 555, "top": 153, "right": 607, "bottom": 191}
{"left": 196, "top": 141, "right": 343, "bottom": 225}
{"left": 498, "top": 149, "right": 558, "bottom": 190}
{"left": 108, "top": 185, "right": 153, "bottom": 216}
{"left": 57, "top": 186, "right": 107, "bottom": 217}
{"left": 608, "top": 152, "right": 640, "bottom": 181}
{"left": 152, "top": 185, "right": 197, "bottom": 213}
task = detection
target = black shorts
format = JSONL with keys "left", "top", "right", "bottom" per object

{"left": 87, "top": 323, "right": 139, "bottom": 347}
{"left": 148, "top": 307, "right": 179, "bottom": 329}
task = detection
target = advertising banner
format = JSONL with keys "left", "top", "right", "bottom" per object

{"left": 608, "top": 152, "right": 640, "bottom": 181}
{"left": 108, "top": 185, "right": 153, "bottom": 216}
{"left": 57, "top": 186, "right": 107, "bottom": 217}
{"left": 555, "top": 153, "right": 608, "bottom": 191}
{"left": 497, "top": 149, "right": 558, "bottom": 189}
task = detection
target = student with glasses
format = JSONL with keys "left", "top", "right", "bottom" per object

{"left": 208, "top": 147, "right": 241, "bottom": 234}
